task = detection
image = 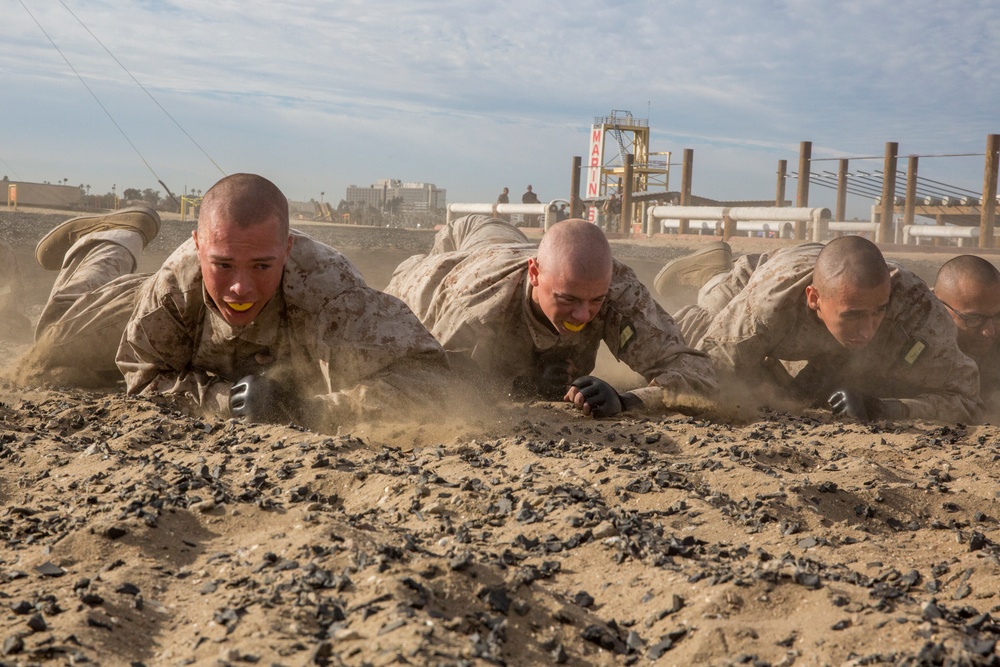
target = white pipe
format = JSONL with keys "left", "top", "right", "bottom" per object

{"left": 648, "top": 205, "right": 828, "bottom": 222}
{"left": 727, "top": 207, "right": 830, "bottom": 222}
{"left": 446, "top": 201, "right": 554, "bottom": 225}
{"left": 649, "top": 206, "right": 728, "bottom": 220}
{"left": 658, "top": 219, "right": 719, "bottom": 234}
{"left": 828, "top": 221, "right": 880, "bottom": 233}
{"left": 905, "top": 225, "right": 979, "bottom": 238}
{"left": 903, "top": 224, "right": 980, "bottom": 245}
{"left": 733, "top": 221, "right": 792, "bottom": 232}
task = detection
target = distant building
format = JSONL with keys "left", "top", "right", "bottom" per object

{"left": 345, "top": 179, "right": 446, "bottom": 213}
{"left": 3, "top": 179, "right": 82, "bottom": 208}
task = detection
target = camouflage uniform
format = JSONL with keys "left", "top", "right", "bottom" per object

{"left": 386, "top": 215, "right": 718, "bottom": 410}
{"left": 29, "top": 230, "right": 449, "bottom": 424}
{"left": 676, "top": 244, "right": 982, "bottom": 422}
{"left": 26, "top": 230, "right": 146, "bottom": 385}
{"left": 966, "top": 346, "right": 1000, "bottom": 418}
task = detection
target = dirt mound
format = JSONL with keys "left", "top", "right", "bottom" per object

{"left": 1, "top": 385, "right": 999, "bottom": 666}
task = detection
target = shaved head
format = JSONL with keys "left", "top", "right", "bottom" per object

{"left": 528, "top": 219, "right": 613, "bottom": 336}
{"left": 935, "top": 255, "right": 1000, "bottom": 295}
{"left": 806, "top": 236, "right": 891, "bottom": 349}
{"left": 813, "top": 236, "right": 890, "bottom": 294}
{"left": 934, "top": 255, "right": 1000, "bottom": 358}
{"left": 199, "top": 173, "right": 289, "bottom": 239}
{"left": 536, "top": 219, "right": 613, "bottom": 281}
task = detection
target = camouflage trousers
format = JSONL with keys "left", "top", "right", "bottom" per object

{"left": 429, "top": 215, "right": 529, "bottom": 255}
{"left": 675, "top": 252, "right": 769, "bottom": 347}
{"left": 23, "top": 230, "right": 148, "bottom": 386}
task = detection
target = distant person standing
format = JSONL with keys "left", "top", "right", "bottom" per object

{"left": 555, "top": 202, "right": 569, "bottom": 222}
{"left": 495, "top": 187, "right": 510, "bottom": 222}
{"left": 522, "top": 184, "right": 541, "bottom": 227}
{"left": 602, "top": 193, "right": 621, "bottom": 231}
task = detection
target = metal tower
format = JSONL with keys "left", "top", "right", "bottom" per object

{"left": 585, "top": 110, "right": 670, "bottom": 200}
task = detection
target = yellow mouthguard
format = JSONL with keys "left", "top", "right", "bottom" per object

{"left": 562, "top": 321, "right": 585, "bottom": 332}
{"left": 228, "top": 302, "right": 254, "bottom": 312}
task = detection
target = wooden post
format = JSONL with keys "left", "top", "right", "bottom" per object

{"left": 570, "top": 156, "right": 582, "bottom": 219}
{"left": 794, "top": 141, "right": 811, "bottom": 239}
{"left": 980, "top": 133, "right": 999, "bottom": 249}
{"left": 836, "top": 159, "right": 848, "bottom": 224}
{"left": 775, "top": 159, "right": 787, "bottom": 206}
{"left": 621, "top": 154, "right": 634, "bottom": 236}
{"left": 903, "top": 155, "right": 920, "bottom": 244}
{"left": 679, "top": 148, "right": 693, "bottom": 235}
{"left": 878, "top": 142, "right": 899, "bottom": 244}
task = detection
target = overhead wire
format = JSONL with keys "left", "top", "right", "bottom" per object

{"left": 17, "top": 0, "right": 164, "bottom": 185}
{"left": 0, "top": 156, "right": 21, "bottom": 181}
{"left": 791, "top": 166, "right": 986, "bottom": 205}
{"left": 55, "top": 0, "right": 226, "bottom": 177}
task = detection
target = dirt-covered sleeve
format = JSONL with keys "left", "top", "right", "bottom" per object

{"left": 115, "top": 269, "right": 231, "bottom": 410}
{"left": 872, "top": 286, "right": 983, "bottom": 423}
{"left": 308, "top": 285, "right": 451, "bottom": 426}
{"left": 698, "top": 291, "right": 775, "bottom": 379}
{"left": 604, "top": 266, "right": 719, "bottom": 410}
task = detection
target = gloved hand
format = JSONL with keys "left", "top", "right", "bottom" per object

{"left": 229, "top": 374, "right": 299, "bottom": 424}
{"left": 510, "top": 362, "right": 571, "bottom": 400}
{"left": 828, "top": 389, "right": 908, "bottom": 422}
{"left": 569, "top": 375, "right": 642, "bottom": 418}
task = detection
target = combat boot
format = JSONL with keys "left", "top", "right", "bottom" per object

{"left": 654, "top": 241, "right": 733, "bottom": 297}
{"left": 35, "top": 206, "right": 161, "bottom": 270}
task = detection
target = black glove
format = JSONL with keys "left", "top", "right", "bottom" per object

{"left": 570, "top": 375, "right": 642, "bottom": 418}
{"left": 229, "top": 374, "right": 300, "bottom": 424}
{"left": 510, "top": 362, "right": 571, "bottom": 400}
{"left": 828, "top": 389, "right": 908, "bottom": 422}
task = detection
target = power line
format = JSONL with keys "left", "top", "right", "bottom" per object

{"left": 792, "top": 167, "right": 984, "bottom": 203}
{"left": 0, "top": 155, "right": 21, "bottom": 181}
{"left": 55, "top": 0, "right": 226, "bottom": 177}
{"left": 878, "top": 170, "right": 982, "bottom": 197}
{"left": 17, "top": 0, "right": 163, "bottom": 185}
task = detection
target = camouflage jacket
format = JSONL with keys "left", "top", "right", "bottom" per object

{"left": 684, "top": 244, "right": 981, "bottom": 422}
{"left": 386, "top": 243, "right": 718, "bottom": 410}
{"left": 116, "top": 230, "right": 449, "bottom": 424}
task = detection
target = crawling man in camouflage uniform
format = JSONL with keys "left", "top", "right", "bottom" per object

{"left": 19, "top": 173, "right": 449, "bottom": 430}
{"left": 672, "top": 236, "right": 981, "bottom": 423}
{"left": 385, "top": 214, "right": 717, "bottom": 418}
{"left": 933, "top": 255, "right": 1000, "bottom": 409}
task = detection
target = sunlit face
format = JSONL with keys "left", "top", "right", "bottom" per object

{"left": 806, "top": 279, "right": 891, "bottom": 349}
{"left": 527, "top": 257, "right": 610, "bottom": 335}
{"left": 194, "top": 213, "right": 292, "bottom": 326}
{"left": 937, "top": 279, "right": 1000, "bottom": 358}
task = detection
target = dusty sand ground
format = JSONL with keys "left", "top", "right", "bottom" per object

{"left": 2, "top": 209, "right": 1000, "bottom": 667}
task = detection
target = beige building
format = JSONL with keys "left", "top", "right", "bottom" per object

{"left": 4, "top": 179, "right": 83, "bottom": 208}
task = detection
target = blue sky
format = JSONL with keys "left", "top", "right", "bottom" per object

{"left": 1, "top": 0, "right": 998, "bottom": 219}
